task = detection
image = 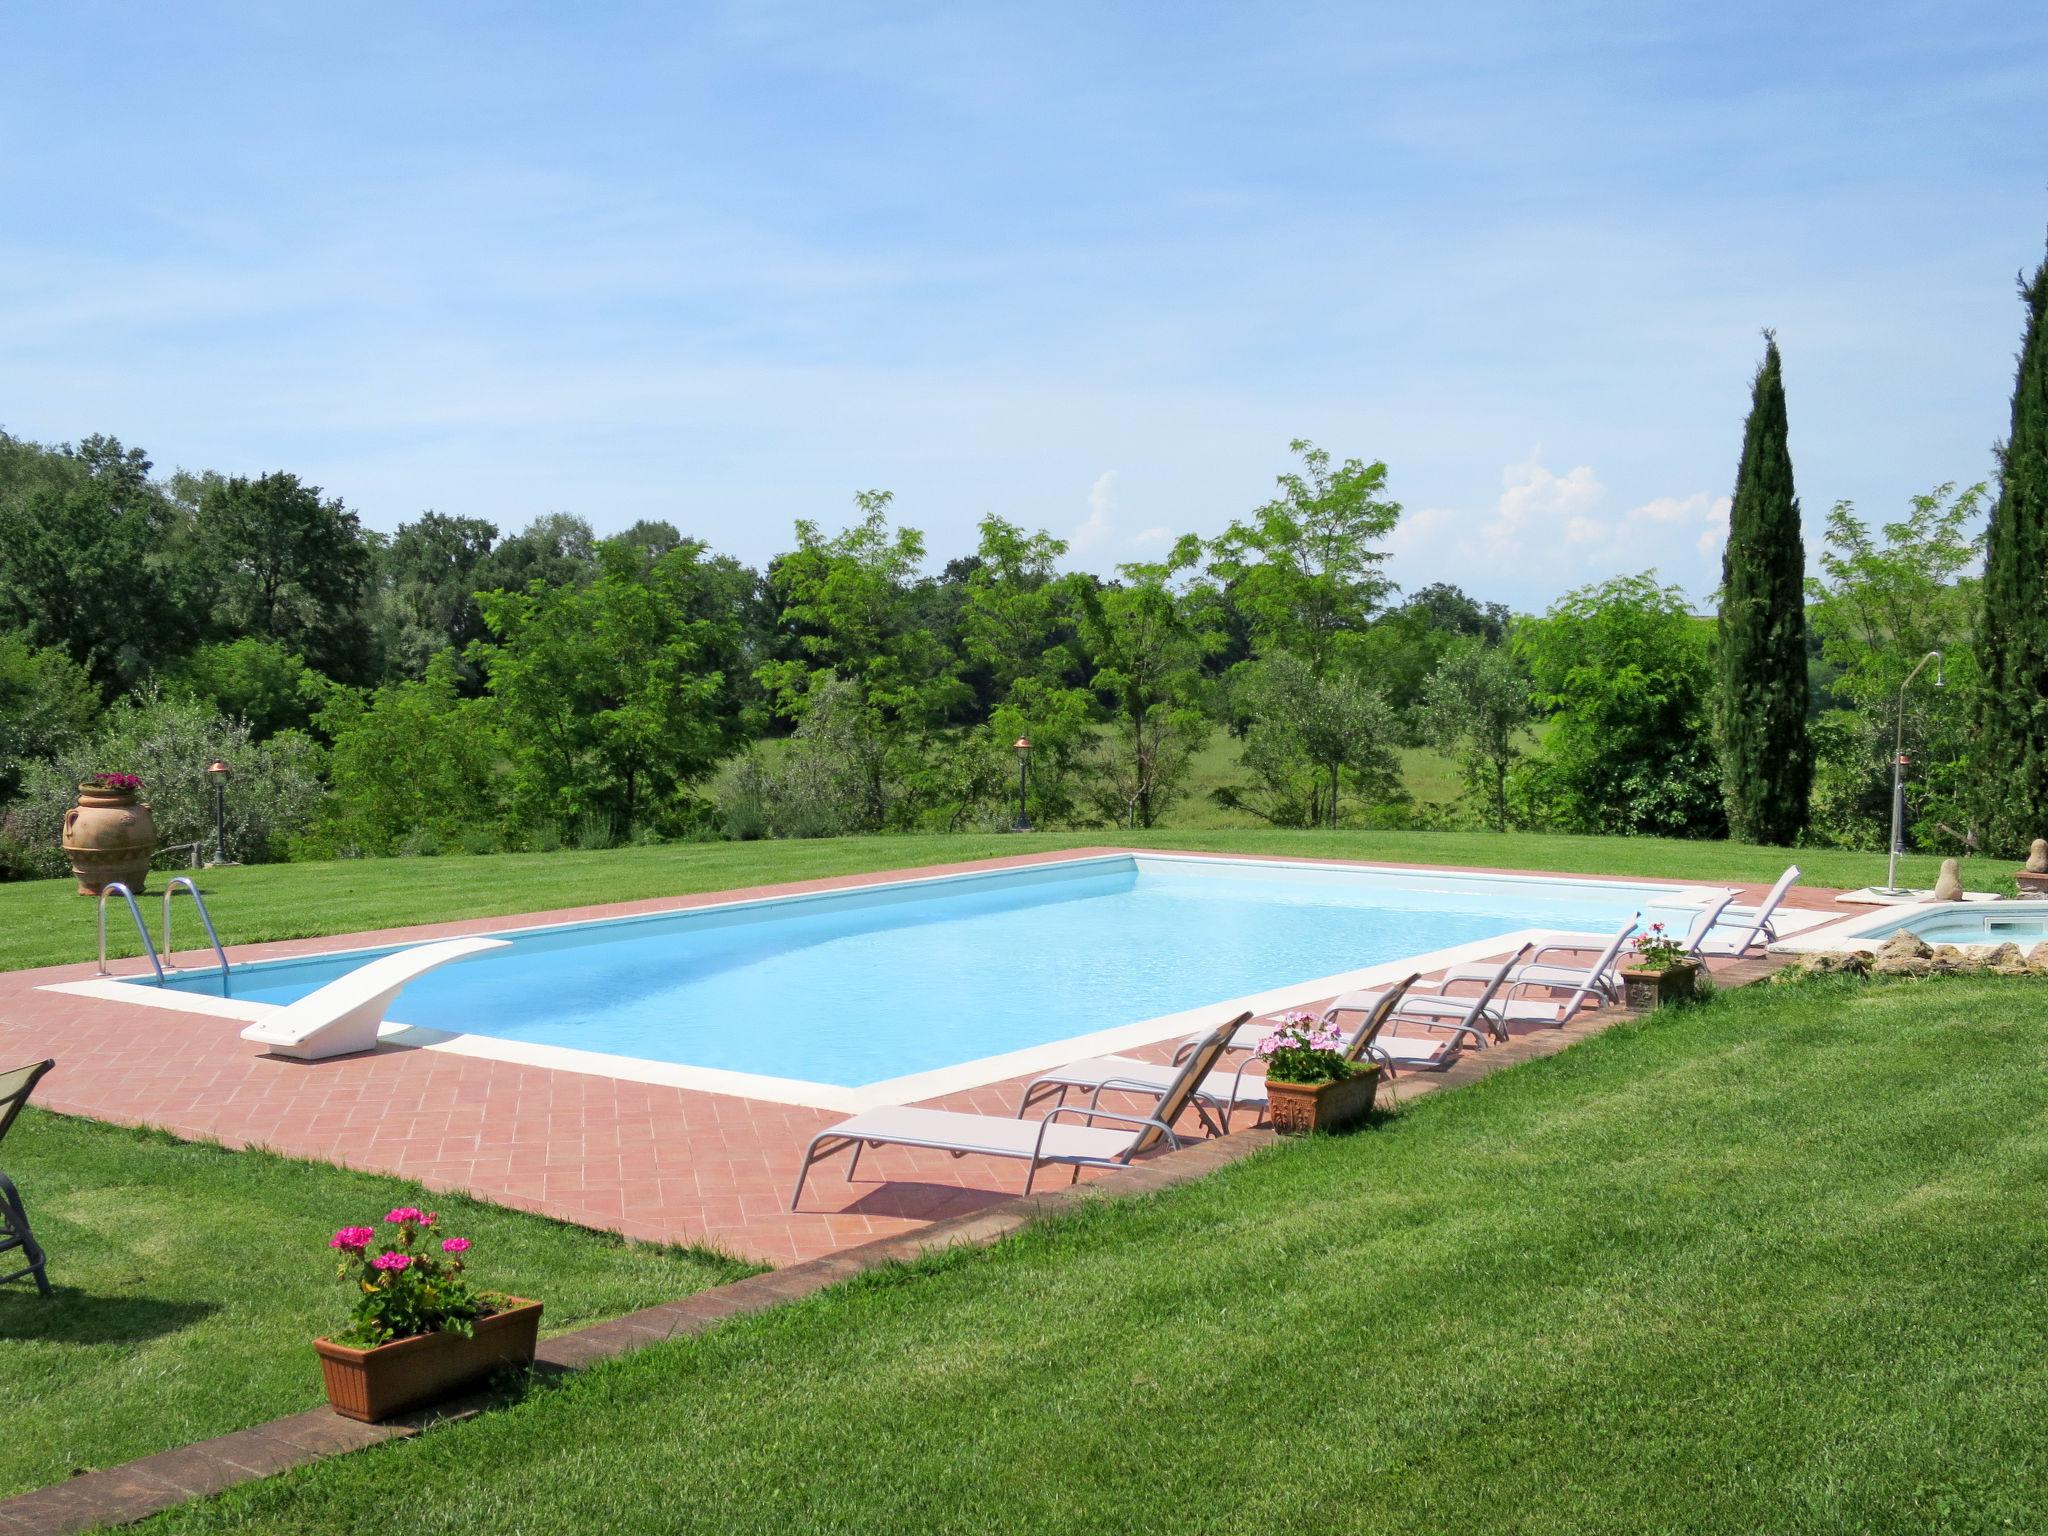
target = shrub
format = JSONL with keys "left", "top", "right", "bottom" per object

{"left": 0, "top": 690, "right": 326, "bottom": 876}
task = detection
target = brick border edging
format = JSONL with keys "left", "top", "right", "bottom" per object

{"left": 0, "top": 954, "right": 1789, "bottom": 1535}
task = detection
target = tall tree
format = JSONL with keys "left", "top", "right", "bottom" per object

{"left": 1717, "top": 333, "right": 1811, "bottom": 844}
{"left": 1078, "top": 538, "right": 1217, "bottom": 829}
{"left": 194, "top": 472, "right": 373, "bottom": 680}
{"left": 1975, "top": 246, "right": 2048, "bottom": 856}
{"left": 1206, "top": 439, "right": 1400, "bottom": 675}
{"left": 1419, "top": 638, "right": 1534, "bottom": 832}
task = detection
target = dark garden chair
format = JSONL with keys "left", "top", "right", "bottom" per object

{"left": 0, "top": 1059, "right": 55, "bottom": 1296}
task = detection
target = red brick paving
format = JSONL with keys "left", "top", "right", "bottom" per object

{"left": 0, "top": 848, "right": 1833, "bottom": 1265}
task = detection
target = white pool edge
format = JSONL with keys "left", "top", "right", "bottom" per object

{"left": 43, "top": 851, "right": 1746, "bottom": 1113}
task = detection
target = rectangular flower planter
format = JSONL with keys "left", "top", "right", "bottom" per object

{"left": 315, "top": 1298, "right": 542, "bottom": 1423}
{"left": 1265, "top": 1067, "right": 1381, "bottom": 1136}
{"left": 1619, "top": 961, "right": 1700, "bottom": 1012}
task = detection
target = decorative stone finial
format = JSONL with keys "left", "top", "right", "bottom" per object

{"left": 1932, "top": 857, "right": 1964, "bottom": 902}
{"left": 2027, "top": 838, "right": 2048, "bottom": 875}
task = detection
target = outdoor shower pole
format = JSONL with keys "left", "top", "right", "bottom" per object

{"left": 1883, "top": 651, "right": 1942, "bottom": 895}
{"left": 1012, "top": 737, "right": 1033, "bottom": 833}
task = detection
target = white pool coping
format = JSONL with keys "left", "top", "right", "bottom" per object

{"left": 44, "top": 851, "right": 1778, "bottom": 1113}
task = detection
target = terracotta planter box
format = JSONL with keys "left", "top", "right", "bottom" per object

{"left": 1620, "top": 961, "right": 1701, "bottom": 1011}
{"left": 1265, "top": 1067, "right": 1381, "bottom": 1135}
{"left": 315, "top": 1299, "right": 542, "bottom": 1422}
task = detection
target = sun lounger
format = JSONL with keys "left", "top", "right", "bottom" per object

{"left": 1698, "top": 865, "right": 1798, "bottom": 954}
{"left": 238, "top": 937, "right": 511, "bottom": 1061}
{"left": 1441, "top": 916, "right": 1640, "bottom": 1012}
{"left": 1314, "top": 948, "right": 1526, "bottom": 1072}
{"left": 0, "top": 1058, "right": 55, "bottom": 1296}
{"left": 789, "top": 1013, "right": 1250, "bottom": 1209}
{"left": 1322, "top": 944, "right": 1531, "bottom": 1032}
{"left": 1019, "top": 978, "right": 1421, "bottom": 1133}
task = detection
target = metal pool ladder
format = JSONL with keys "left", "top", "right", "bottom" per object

{"left": 94, "top": 878, "right": 230, "bottom": 987}
{"left": 96, "top": 882, "right": 165, "bottom": 983}
{"left": 161, "top": 877, "right": 230, "bottom": 981}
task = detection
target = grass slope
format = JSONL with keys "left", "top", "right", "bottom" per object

{"left": 0, "top": 830, "right": 2009, "bottom": 976}
{"left": 147, "top": 976, "right": 2048, "bottom": 1534}
{"left": 0, "top": 1114, "right": 754, "bottom": 1498}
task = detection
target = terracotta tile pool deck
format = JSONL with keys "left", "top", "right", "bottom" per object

{"left": 0, "top": 848, "right": 1840, "bottom": 1266}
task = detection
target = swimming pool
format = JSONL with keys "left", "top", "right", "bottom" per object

{"left": 101, "top": 854, "right": 1702, "bottom": 1105}
{"left": 1836, "top": 901, "right": 2048, "bottom": 947}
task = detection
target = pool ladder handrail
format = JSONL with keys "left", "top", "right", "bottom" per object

{"left": 161, "top": 877, "right": 230, "bottom": 979}
{"left": 96, "top": 882, "right": 166, "bottom": 983}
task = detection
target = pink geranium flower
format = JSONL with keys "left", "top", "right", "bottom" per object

{"left": 440, "top": 1237, "right": 471, "bottom": 1254}
{"left": 385, "top": 1207, "right": 426, "bottom": 1225}
{"left": 371, "top": 1251, "right": 413, "bottom": 1272}
{"left": 329, "top": 1226, "right": 375, "bottom": 1251}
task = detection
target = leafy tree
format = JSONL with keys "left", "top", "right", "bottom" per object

{"left": 305, "top": 651, "right": 507, "bottom": 857}
{"left": 193, "top": 472, "right": 374, "bottom": 679}
{"left": 0, "top": 433, "right": 192, "bottom": 688}
{"left": 1206, "top": 439, "right": 1400, "bottom": 675}
{"left": 960, "top": 516, "right": 1094, "bottom": 823}
{"left": 1347, "top": 582, "right": 1513, "bottom": 725}
{"left": 160, "top": 637, "right": 316, "bottom": 739}
{"left": 1079, "top": 540, "right": 1217, "bottom": 828}
{"left": 1515, "top": 574, "right": 1724, "bottom": 838}
{"left": 0, "top": 631, "right": 101, "bottom": 801}
{"left": 1419, "top": 638, "right": 1535, "bottom": 831}
{"left": 473, "top": 513, "right": 598, "bottom": 594}
{"left": 373, "top": 512, "right": 499, "bottom": 678}
{"left": 475, "top": 538, "right": 745, "bottom": 834}
{"left": 1808, "top": 486, "right": 1985, "bottom": 850}
{"left": 757, "top": 492, "right": 964, "bottom": 727}
{"left": 1219, "top": 651, "right": 1400, "bottom": 828}
{"left": 1718, "top": 333, "right": 1812, "bottom": 844}
{"left": 1975, "top": 245, "right": 2048, "bottom": 856}
{"left": 0, "top": 690, "right": 325, "bottom": 873}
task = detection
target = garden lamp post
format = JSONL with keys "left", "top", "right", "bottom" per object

{"left": 1013, "top": 737, "right": 1033, "bottom": 833}
{"left": 1880, "top": 651, "right": 1942, "bottom": 896}
{"left": 205, "top": 759, "right": 232, "bottom": 867}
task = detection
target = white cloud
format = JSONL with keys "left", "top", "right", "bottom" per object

{"left": 1130, "top": 525, "right": 1171, "bottom": 546}
{"left": 1069, "top": 469, "right": 1118, "bottom": 554}
{"left": 1487, "top": 451, "right": 1605, "bottom": 546}
{"left": 1635, "top": 491, "right": 1714, "bottom": 524}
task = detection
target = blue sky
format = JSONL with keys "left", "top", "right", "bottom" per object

{"left": 4, "top": 2, "right": 2045, "bottom": 610}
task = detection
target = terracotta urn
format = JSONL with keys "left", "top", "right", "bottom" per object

{"left": 62, "top": 781, "right": 158, "bottom": 895}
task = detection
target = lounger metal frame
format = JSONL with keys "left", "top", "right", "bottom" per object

{"left": 0, "top": 1058, "right": 55, "bottom": 1296}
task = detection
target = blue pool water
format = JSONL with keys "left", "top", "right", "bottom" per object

{"left": 139, "top": 856, "right": 1684, "bottom": 1087}
{"left": 1854, "top": 901, "right": 2048, "bottom": 946}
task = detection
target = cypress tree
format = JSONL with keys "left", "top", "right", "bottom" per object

{"left": 1718, "top": 332, "right": 1811, "bottom": 845}
{"left": 1975, "top": 245, "right": 2048, "bottom": 856}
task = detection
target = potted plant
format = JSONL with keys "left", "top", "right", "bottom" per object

{"left": 1257, "top": 1011, "right": 1381, "bottom": 1135}
{"left": 1618, "top": 922, "right": 1701, "bottom": 1010}
{"left": 63, "top": 772, "right": 158, "bottom": 895}
{"left": 315, "top": 1208, "right": 541, "bottom": 1423}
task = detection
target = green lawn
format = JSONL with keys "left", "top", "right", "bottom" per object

{"left": 140, "top": 975, "right": 2048, "bottom": 1534}
{"left": 0, "top": 1114, "right": 754, "bottom": 1499}
{"left": 0, "top": 828, "right": 2011, "bottom": 976}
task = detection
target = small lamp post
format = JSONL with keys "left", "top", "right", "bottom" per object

{"left": 205, "top": 759, "right": 232, "bottom": 867}
{"left": 1878, "top": 651, "right": 1942, "bottom": 896}
{"left": 1012, "top": 737, "right": 1033, "bottom": 833}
